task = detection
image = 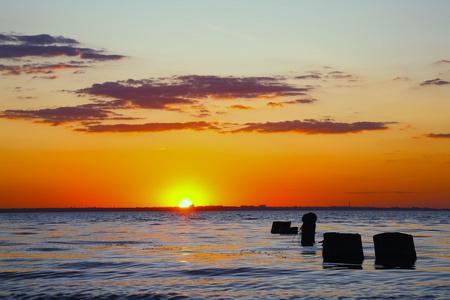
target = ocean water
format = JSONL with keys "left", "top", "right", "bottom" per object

{"left": 0, "top": 210, "right": 449, "bottom": 299}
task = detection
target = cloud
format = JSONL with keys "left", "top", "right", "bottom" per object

{"left": 284, "top": 99, "right": 316, "bottom": 104}
{"left": 0, "top": 64, "right": 21, "bottom": 75}
{"left": 267, "top": 98, "right": 317, "bottom": 107}
{"left": 232, "top": 119, "right": 395, "bottom": 134}
{"left": 420, "top": 78, "right": 450, "bottom": 86}
{"left": 424, "top": 133, "right": 450, "bottom": 138}
{"left": 0, "top": 63, "right": 88, "bottom": 77}
{"left": 392, "top": 77, "right": 411, "bottom": 81}
{"left": 325, "top": 71, "right": 359, "bottom": 81}
{"left": 331, "top": 74, "right": 353, "bottom": 79}
{"left": 399, "top": 125, "right": 414, "bottom": 131}
{"left": 267, "top": 98, "right": 317, "bottom": 108}
{"left": 0, "top": 66, "right": 398, "bottom": 136}
{"left": 228, "top": 105, "right": 253, "bottom": 110}
{"left": 17, "top": 96, "right": 38, "bottom": 100}
{"left": 37, "top": 75, "right": 58, "bottom": 80}
{"left": 0, "top": 33, "right": 125, "bottom": 61}
{"left": 76, "top": 121, "right": 220, "bottom": 133}
{"left": 190, "top": 107, "right": 212, "bottom": 118}
{"left": 433, "top": 60, "right": 450, "bottom": 66}
{"left": 267, "top": 102, "right": 284, "bottom": 108}
{"left": 295, "top": 74, "right": 321, "bottom": 80}
{"left": 0, "top": 105, "right": 132, "bottom": 126}
{"left": 77, "top": 76, "right": 311, "bottom": 110}
{"left": 0, "top": 44, "right": 124, "bottom": 61}
{"left": 1, "top": 63, "right": 85, "bottom": 76}
{"left": 78, "top": 80, "right": 196, "bottom": 110}
{"left": 0, "top": 33, "right": 78, "bottom": 45}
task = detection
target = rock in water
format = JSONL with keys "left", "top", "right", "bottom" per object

{"left": 373, "top": 232, "right": 416, "bottom": 268}
{"left": 322, "top": 232, "right": 364, "bottom": 264}
{"left": 271, "top": 221, "right": 291, "bottom": 234}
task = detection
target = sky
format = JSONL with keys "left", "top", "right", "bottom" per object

{"left": 0, "top": 0, "right": 449, "bottom": 209}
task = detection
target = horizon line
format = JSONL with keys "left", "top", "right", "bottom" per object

{"left": 0, "top": 205, "right": 448, "bottom": 212}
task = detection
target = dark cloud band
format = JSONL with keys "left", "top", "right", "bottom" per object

{"left": 424, "top": 133, "right": 450, "bottom": 138}
{"left": 0, "top": 33, "right": 78, "bottom": 45}
{"left": 76, "top": 121, "right": 220, "bottom": 133}
{"left": 0, "top": 106, "right": 132, "bottom": 126}
{"left": 77, "top": 76, "right": 311, "bottom": 110}
{"left": 0, "top": 63, "right": 87, "bottom": 76}
{"left": 0, "top": 33, "right": 125, "bottom": 61}
{"left": 75, "top": 119, "right": 395, "bottom": 134}
{"left": 232, "top": 119, "right": 394, "bottom": 134}
{"left": 420, "top": 78, "right": 450, "bottom": 86}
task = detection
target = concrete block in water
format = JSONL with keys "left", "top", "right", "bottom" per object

{"left": 322, "top": 232, "right": 364, "bottom": 264}
{"left": 373, "top": 232, "right": 416, "bottom": 267}
{"left": 279, "top": 226, "right": 298, "bottom": 234}
{"left": 271, "top": 221, "right": 291, "bottom": 234}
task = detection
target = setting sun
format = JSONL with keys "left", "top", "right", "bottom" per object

{"left": 179, "top": 199, "right": 193, "bottom": 208}
{"left": 159, "top": 179, "right": 213, "bottom": 207}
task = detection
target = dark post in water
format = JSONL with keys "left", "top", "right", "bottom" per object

{"left": 301, "top": 213, "right": 317, "bottom": 246}
{"left": 373, "top": 232, "right": 417, "bottom": 268}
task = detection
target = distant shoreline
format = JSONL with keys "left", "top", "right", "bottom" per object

{"left": 0, "top": 206, "right": 448, "bottom": 213}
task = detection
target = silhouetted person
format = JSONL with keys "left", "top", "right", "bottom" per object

{"left": 301, "top": 213, "right": 317, "bottom": 246}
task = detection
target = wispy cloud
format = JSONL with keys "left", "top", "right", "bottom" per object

{"left": 432, "top": 60, "right": 450, "bottom": 66}
{"left": 64, "top": 119, "right": 396, "bottom": 134}
{"left": 228, "top": 105, "right": 253, "bottom": 110}
{"left": 0, "top": 33, "right": 78, "bottom": 44}
{"left": 295, "top": 74, "right": 322, "bottom": 80}
{"left": 424, "top": 133, "right": 450, "bottom": 138}
{"left": 0, "top": 105, "right": 134, "bottom": 126}
{"left": 232, "top": 119, "right": 395, "bottom": 134}
{"left": 420, "top": 78, "right": 450, "bottom": 86}
{"left": 267, "top": 102, "right": 283, "bottom": 108}
{"left": 76, "top": 121, "right": 220, "bottom": 133}
{"left": 0, "top": 33, "right": 125, "bottom": 61}
{"left": 37, "top": 75, "right": 58, "bottom": 80}
{"left": 0, "top": 63, "right": 87, "bottom": 76}
{"left": 267, "top": 98, "right": 316, "bottom": 108}
{"left": 0, "top": 33, "right": 124, "bottom": 80}
{"left": 392, "top": 77, "right": 411, "bottom": 81}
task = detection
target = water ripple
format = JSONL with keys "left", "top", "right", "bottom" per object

{"left": 0, "top": 210, "right": 448, "bottom": 300}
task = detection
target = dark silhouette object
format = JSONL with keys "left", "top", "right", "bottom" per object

{"left": 300, "top": 213, "right": 317, "bottom": 246}
{"left": 373, "top": 232, "right": 417, "bottom": 268}
{"left": 271, "top": 221, "right": 291, "bottom": 234}
{"left": 279, "top": 226, "right": 298, "bottom": 234}
{"left": 322, "top": 232, "right": 364, "bottom": 264}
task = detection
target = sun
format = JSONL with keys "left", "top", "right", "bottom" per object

{"left": 159, "top": 179, "right": 211, "bottom": 207}
{"left": 179, "top": 199, "right": 193, "bottom": 208}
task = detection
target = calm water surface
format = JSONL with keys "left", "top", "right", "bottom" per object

{"left": 0, "top": 210, "right": 449, "bottom": 299}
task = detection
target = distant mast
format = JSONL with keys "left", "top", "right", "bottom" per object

{"left": 349, "top": 200, "right": 351, "bottom": 208}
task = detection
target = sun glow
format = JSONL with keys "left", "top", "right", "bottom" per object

{"left": 179, "top": 199, "right": 193, "bottom": 208}
{"left": 160, "top": 180, "right": 211, "bottom": 207}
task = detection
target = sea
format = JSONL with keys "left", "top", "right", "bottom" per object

{"left": 0, "top": 210, "right": 449, "bottom": 299}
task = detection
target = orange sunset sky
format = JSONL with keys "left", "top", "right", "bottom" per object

{"left": 1, "top": 1, "right": 449, "bottom": 209}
